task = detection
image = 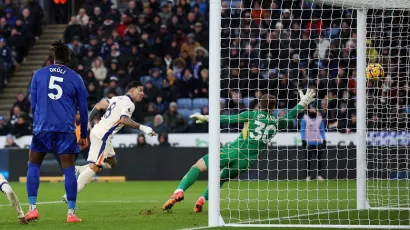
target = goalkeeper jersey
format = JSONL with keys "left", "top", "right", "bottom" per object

{"left": 221, "top": 104, "right": 303, "bottom": 160}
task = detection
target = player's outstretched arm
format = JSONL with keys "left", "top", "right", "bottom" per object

{"left": 190, "top": 111, "right": 251, "bottom": 124}
{"left": 119, "top": 116, "right": 156, "bottom": 136}
{"left": 278, "top": 89, "right": 316, "bottom": 128}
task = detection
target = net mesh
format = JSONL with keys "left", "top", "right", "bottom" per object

{"left": 218, "top": 0, "right": 410, "bottom": 227}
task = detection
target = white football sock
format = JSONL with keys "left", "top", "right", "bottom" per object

{"left": 77, "top": 167, "right": 96, "bottom": 193}
{"left": 1, "top": 184, "right": 24, "bottom": 218}
{"left": 68, "top": 208, "right": 75, "bottom": 215}
{"left": 174, "top": 189, "right": 183, "bottom": 193}
{"left": 76, "top": 165, "right": 89, "bottom": 174}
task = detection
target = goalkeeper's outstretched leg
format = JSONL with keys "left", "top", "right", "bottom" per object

{"left": 163, "top": 158, "right": 208, "bottom": 210}
{"left": 0, "top": 173, "right": 27, "bottom": 224}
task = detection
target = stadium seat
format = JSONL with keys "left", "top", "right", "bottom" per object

{"left": 178, "top": 109, "right": 193, "bottom": 122}
{"left": 243, "top": 97, "right": 254, "bottom": 108}
{"left": 177, "top": 98, "right": 192, "bottom": 109}
{"left": 192, "top": 98, "right": 208, "bottom": 109}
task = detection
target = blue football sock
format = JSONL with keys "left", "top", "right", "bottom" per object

{"left": 63, "top": 167, "right": 77, "bottom": 210}
{"left": 26, "top": 163, "right": 40, "bottom": 205}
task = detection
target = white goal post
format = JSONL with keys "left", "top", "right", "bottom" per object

{"left": 208, "top": 0, "right": 410, "bottom": 228}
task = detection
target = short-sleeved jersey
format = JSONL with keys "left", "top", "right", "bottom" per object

{"left": 91, "top": 95, "right": 135, "bottom": 141}
{"left": 221, "top": 104, "right": 303, "bottom": 161}
{"left": 30, "top": 64, "right": 88, "bottom": 133}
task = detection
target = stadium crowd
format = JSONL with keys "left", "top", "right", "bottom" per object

{"left": 3, "top": 0, "right": 409, "bottom": 141}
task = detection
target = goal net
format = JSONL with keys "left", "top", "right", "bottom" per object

{"left": 211, "top": 0, "right": 410, "bottom": 228}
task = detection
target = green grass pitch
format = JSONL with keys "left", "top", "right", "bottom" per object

{"left": 0, "top": 181, "right": 408, "bottom": 229}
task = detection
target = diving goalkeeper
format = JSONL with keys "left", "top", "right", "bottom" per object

{"left": 163, "top": 89, "right": 316, "bottom": 212}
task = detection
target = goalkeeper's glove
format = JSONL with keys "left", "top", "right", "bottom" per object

{"left": 298, "top": 89, "right": 316, "bottom": 108}
{"left": 189, "top": 113, "right": 209, "bottom": 124}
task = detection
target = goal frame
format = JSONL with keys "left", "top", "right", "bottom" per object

{"left": 208, "top": 0, "right": 410, "bottom": 228}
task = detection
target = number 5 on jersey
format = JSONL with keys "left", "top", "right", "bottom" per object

{"left": 48, "top": 76, "right": 64, "bottom": 100}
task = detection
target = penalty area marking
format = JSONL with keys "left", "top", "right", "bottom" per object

{"left": 0, "top": 200, "right": 161, "bottom": 207}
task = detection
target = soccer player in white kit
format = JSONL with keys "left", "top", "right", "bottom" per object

{"left": 63, "top": 82, "right": 155, "bottom": 201}
{"left": 0, "top": 173, "right": 27, "bottom": 224}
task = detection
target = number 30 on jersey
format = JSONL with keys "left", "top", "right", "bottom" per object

{"left": 250, "top": 120, "right": 277, "bottom": 144}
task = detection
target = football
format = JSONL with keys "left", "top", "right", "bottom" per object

{"left": 366, "top": 63, "right": 384, "bottom": 80}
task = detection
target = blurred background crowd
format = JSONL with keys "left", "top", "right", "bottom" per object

{"left": 1, "top": 0, "right": 409, "bottom": 144}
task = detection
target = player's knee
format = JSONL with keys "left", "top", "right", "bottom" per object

{"left": 194, "top": 159, "right": 207, "bottom": 172}
{"left": 88, "top": 163, "right": 100, "bottom": 173}
{"left": 104, "top": 157, "right": 117, "bottom": 168}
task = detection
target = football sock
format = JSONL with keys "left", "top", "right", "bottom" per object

{"left": 26, "top": 163, "right": 40, "bottom": 209}
{"left": 77, "top": 167, "right": 95, "bottom": 193}
{"left": 176, "top": 166, "right": 201, "bottom": 191}
{"left": 76, "top": 165, "right": 89, "bottom": 174}
{"left": 63, "top": 167, "right": 77, "bottom": 210}
{"left": 202, "top": 168, "right": 232, "bottom": 201}
{"left": 1, "top": 183, "right": 24, "bottom": 218}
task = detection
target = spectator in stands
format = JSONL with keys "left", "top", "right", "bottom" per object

{"left": 161, "top": 78, "right": 178, "bottom": 103}
{"left": 0, "top": 17, "right": 11, "bottom": 39}
{"left": 181, "top": 33, "right": 201, "bottom": 59}
{"left": 81, "top": 47, "right": 95, "bottom": 70}
{"left": 158, "top": 2, "right": 172, "bottom": 25}
{"left": 124, "top": 0, "right": 143, "bottom": 22}
{"left": 100, "top": 36, "right": 117, "bottom": 59}
{"left": 156, "top": 133, "right": 171, "bottom": 147}
{"left": 0, "top": 37, "right": 13, "bottom": 77}
{"left": 193, "top": 22, "right": 208, "bottom": 49}
{"left": 100, "top": 0, "right": 113, "bottom": 15}
{"left": 106, "top": 5, "right": 120, "bottom": 23}
{"left": 15, "top": 18, "right": 34, "bottom": 46}
{"left": 8, "top": 28, "right": 27, "bottom": 63}
{"left": 76, "top": 8, "right": 89, "bottom": 27}
{"left": 25, "top": 0, "right": 43, "bottom": 38}
{"left": 91, "top": 6, "right": 104, "bottom": 27}
{"left": 101, "top": 17, "right": 115, "bottom": 38}
{"left": 64, "top": 16, "right": 83, "bottom": 43}
{"left": 87, "top": 36, "right": 101, "bottom": 56}
{"left": 68, "top": 36, "right": 85, "bottom": 66}
{"left": 9, "top": 105, "right": 21, "bottom": 125}
{"left": 136, "top": 134, "right": 151, "bottom": 148}
{"left": 144, "top": 81, "right": 159, "bottom": 102}
{"left": 163, "top": 101, "right": 180, "bottom": 129}
{"left": 4, "top": 8, "right": 16, "bottom": 27}
{"left": 0, "top": 116, "right": 9, "bottom": 135}
{"left": 3, "top": 0, "right": 18, "bottom": 16}
{"left": 149, "top": 68, "right": 163, "bottom": 89}
{"left": 92, "top": 56, "right": 107, "bottom": 84}
{"left": 11, "top": 92, "right": 30, "bottom": 115}
{"left": 87, "top": 82, "right": 101, "bottom": 110}
{"left": 105, "top": 44, "right": 126, "bottom": 69}
{"left": 4, "top": 134, "right": 19, "bottom": 148}
{"left": 196, "top": 68, "right": 209, "bottom": 98}
{"left": 10, "top": 115, "right": 31, "bottom": 138}
{"left": 103, "top": 76, "right": 122, "bottom": 97}
{"left": 153, "top": 114, "right": 167, "bottom": 134}
{"left": 179, "top": 68, "right": 198, "bottom": 98}
{"left": 153, "top": 95, "right": 166, "bottom": 115}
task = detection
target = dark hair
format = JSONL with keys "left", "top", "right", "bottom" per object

{"left": 50, "top": 40, "right": 70, "bottom": 65}
{"left": 259, "top": 94, "right": 276, "bottom": 112}
{"left": 126, "top": 81, "right": 143, "bottom": 91}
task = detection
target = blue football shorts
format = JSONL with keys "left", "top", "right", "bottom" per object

{"left": 30, "top": 132, "right": 79, "bottom": 154}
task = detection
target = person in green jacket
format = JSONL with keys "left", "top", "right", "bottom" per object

{"left": 163, "top": 89, "right": 316, "bottom": 213}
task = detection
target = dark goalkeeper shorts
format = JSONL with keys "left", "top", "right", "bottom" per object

{"left": 31, "top": 131, "right": 79, "bottom": 154}
{"left": 202, "top": 148, "right": 251, "bottom": 172}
